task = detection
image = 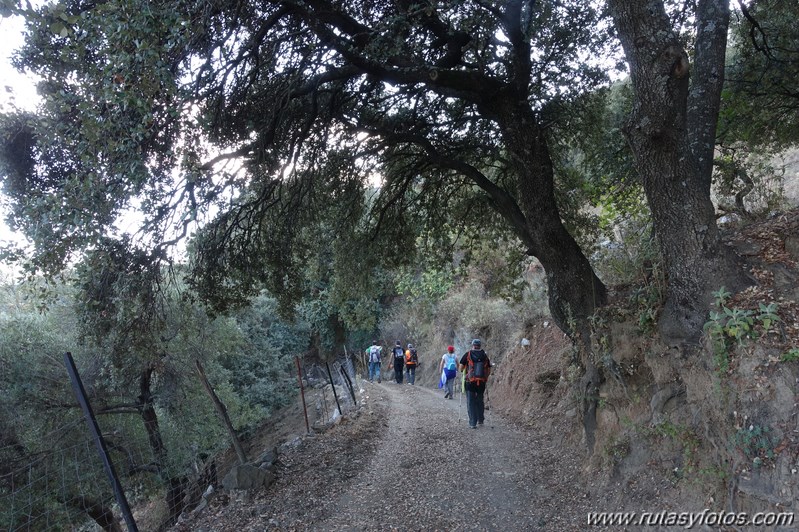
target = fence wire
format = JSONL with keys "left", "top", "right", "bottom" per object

{"left": 302, "top": 355, "right": 359, "bottom": 424}
{"left": 1, "top": 354, "right": 357, "bottom": 531}
{"left": 0, "top": 417, "right": 157, "bottom": 531}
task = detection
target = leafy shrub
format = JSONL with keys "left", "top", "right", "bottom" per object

{"left": 781, "top": 348, "right": 799, "bottom": 362}
{"left": 733, "top": 424, "right": 778, "bottom": 461}
{"left": 703, "top": 287, "right": 781, "bottom": 373}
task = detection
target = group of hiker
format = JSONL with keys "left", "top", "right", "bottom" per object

{"left": 365, "top": 340, "right": 419, "bottom": 385}
{"left": 364, "top": 338, "right": 492, "bottom": 429}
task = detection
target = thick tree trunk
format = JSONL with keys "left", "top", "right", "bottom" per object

{"left": 608, "top": 0, "right": 745, "bottom": 342}
{"left": 493, "top": 102, "right": 607, "bottom": 333}
{"left": 487, "top": 101, "right": 607, "bottom": 450}
{"left": 138, "top": 365, "right": 185, "bottom": 524}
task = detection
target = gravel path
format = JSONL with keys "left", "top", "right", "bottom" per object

{"left": 175, "top": 379, "right": 607, "bottom": 531}
{"left": 314, "top": 381, "right": 599, "bottom": 531}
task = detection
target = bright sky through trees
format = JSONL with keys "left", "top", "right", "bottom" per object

{"left": 0, "top": 14, "right": 35, "bottom": 249}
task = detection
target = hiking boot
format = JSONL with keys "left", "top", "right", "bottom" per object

{"left": 478, "top": 421, "right": 484, "bottom": 425}
{"left": 469, "top": 425, "right": 477, "bottom": 429}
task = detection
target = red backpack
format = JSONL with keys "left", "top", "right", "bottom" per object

{"left": 466, "top": 350, "right": 490, "bottom": 384}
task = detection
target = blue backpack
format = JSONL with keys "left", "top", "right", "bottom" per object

{"left": 444, "top": 354, "right": 457, "bottom": 379}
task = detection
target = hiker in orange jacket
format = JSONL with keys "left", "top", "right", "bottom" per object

{"left": 404, "top": 343, "right": 418, "bottom": 385}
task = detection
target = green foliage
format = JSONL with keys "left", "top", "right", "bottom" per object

{"left": 592, "top": 210, "right": 666, "bottom": 334}
{"left": 780, "top": 348, "right": 799, "bottom": 363}
{"left": 703, "top": 287, "right": 781, "bottom": 374}
{"left": 720, "top": 306, "right": 755, "bottom": 344}
{"left": 0, "top": 299, "right": 121, "bottom": 529}
{"left": 396, "top": 267, "right": 454, "bottom": 304}
{"left": 756, "top": 302, "right": 779, "bottom": 335}
{"left": 227, "top": 294, "right": 307, "bottom": 414}
{"left": 0, "top": 0, "right": 621, "bottom": 347}
{"left": 721, "top": 1, "right": 799, "bottom": 150}
{"left": 733, "top": 425, "right": 778, "bottom": 462}
{"left": 559, "top": 81, "right": 641, "bottom": 238}
{"left": 0, "top": 273, "right": 303, "bottom": 528}
{"left": 704, "top": 289, "right": 735, "bottom": 374}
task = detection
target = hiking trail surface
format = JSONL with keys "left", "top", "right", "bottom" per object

{"left": 174, "top": 379, "right": 611, "bottom": 531}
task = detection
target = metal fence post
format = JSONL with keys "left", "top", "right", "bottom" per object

{"left": 339, "top": 364, "right": 356, "bottom": 405}
{"left": 64, "top": 352, "right": 139, "bottom": 532}
{"left": 325, "top": 362, "right": 343, "bottom": 416}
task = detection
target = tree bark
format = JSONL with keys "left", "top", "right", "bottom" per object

{"left": 483, "top": 99, "right": 607, "bottom": 449}
{"left": 608, "top": 0, "right": 745, "bottom": 342}
{"left": 65, "top": 496, "right": 122, "bottom": 532}
{"left": 490, "top": 100, "right": 608, "bottom": 333}
{"left": 137, "top": 365, "right": 185, "bottom": 524}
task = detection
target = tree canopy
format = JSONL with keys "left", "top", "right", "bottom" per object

{"left": 1, "top": 0, "right": 617, "bottom": 335}
{"left": 721, "top": 0, "right": 799, "bottom": 149}
{"left": 1, "top": 0, "right": 783, "bottom": 344}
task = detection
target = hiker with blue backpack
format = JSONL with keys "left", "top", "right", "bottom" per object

{"left": 459, "top": 339, "right": 492, "bottom": 428}
{"left": 366, "top": 341, "right": 382, "bottom": 383}
{"left": 438, "top": 345, "right": 458, "bottom": 399}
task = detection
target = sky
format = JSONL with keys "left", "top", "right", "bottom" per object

{"left": 0, "top": 13, "right": 38, "bottom": 250}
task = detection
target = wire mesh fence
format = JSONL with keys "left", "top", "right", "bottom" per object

{"left": 0, "top": 419, "right": 156, "bottom": 531}
{"left": 0, "top": 353, "right": 358, "bottom": 531}
{"left": 0, "top": 364, "right": 217, "bottom": 532}
{"left": 301, "top": 354, "right": 359, "bottom": 425}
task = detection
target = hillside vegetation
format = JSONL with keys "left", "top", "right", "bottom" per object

{"left": 1, "top": 0, "right": 799, "bottom": 530}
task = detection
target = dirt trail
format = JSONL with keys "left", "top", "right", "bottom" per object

{"left": 175, "top": 379, "right": 607, "bottom": 531}
{"left": 314, "top": 381, "right": 598, "bottom": 531}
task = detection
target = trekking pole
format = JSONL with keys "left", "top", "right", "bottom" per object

{"left": 457, "top": 372, "right": 463, "bottom": 423}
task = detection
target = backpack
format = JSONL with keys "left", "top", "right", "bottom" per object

{"left": 444, "top": 354, "right": 457, "bottom": 380}
{"left": 393, "top": 347, "right": 404, "bottom": 359}
{"left": 369, "top": 345, "right": 381, "bottom": 363}
{"left": 466, "top": 350, "right": 490, "bottom": 384}
{"left": 405, "top": 348, "right": 418, "bottom": 365}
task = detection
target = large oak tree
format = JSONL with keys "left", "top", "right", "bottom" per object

{"left": 1, "top": 0, "right": 611, "bottom": 334}
{"left": 1, "top": 0, "right": 758, "bottom": 452}
{"left": 608, "top": 0, "right": 748, "bottom": 342}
